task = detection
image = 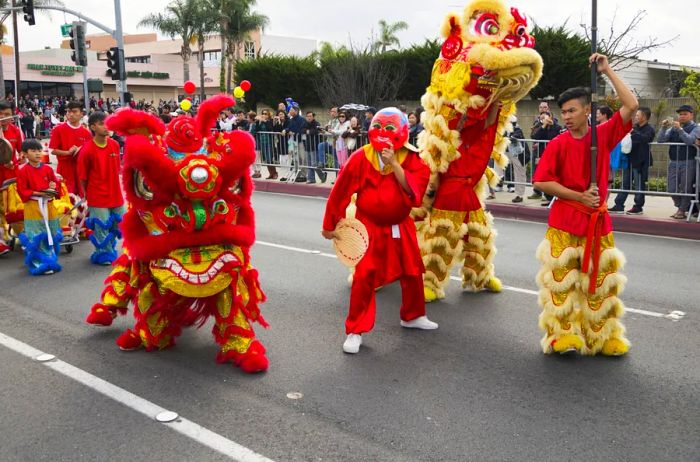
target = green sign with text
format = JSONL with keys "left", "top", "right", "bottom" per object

{"left": 60, "top": 24, "right": 72, "bottom": 37}
{"left": 27, "top": 63, "right": 83, "bottom": 76}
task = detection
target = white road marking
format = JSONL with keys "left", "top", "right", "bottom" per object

{"left": 255, "top": 192, "right": 700, "bottom": 243}
{"left": 255, "top": 240, "right": 685, "bottom": 321}
{"left": 0, "top": 332, "right": 275, "bottom": 462}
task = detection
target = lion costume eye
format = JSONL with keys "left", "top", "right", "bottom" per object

{"left": 471, "top": 13, "right": 500, "bottom": 36}
{"left": 134, "top": 170, "right": 154, "bottom": 201}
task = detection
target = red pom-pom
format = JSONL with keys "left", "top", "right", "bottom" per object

{"left": 240, "top": 80, "right": 252, "bottom": 92}
{"left": 183, "top": 80, "right": 196, "bottom": 94}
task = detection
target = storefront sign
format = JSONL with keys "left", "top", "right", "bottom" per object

{"left": 125, "top": 70, "right": 169, "bottom": 79}
{"left": 27, "top": 63, "right": 83, "bottom": 76}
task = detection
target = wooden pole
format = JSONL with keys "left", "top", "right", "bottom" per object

{"left": 590, "top": 0, "right": 598, "bottom": 187}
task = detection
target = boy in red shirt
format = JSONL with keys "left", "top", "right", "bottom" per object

{"left": 49, "top": 101, "right": 91, "bottom": 195}
{"left": 78, "top": 111, "right": 124, "bottom": 265}
{"left": 16, "top": 139, "right": 63, "bottom": 275}
{"left": 321, "top": 108, "right": 437, "bottom": 354}
{"left": 0, "top": 101, "right": 24, "bottom": 255}
{"left": 532, "top": 54, "right": 638, "bottom": 356}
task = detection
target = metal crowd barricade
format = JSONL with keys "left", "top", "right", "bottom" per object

{"left": 248, "top": 129, "right": 370, "bottom": 183}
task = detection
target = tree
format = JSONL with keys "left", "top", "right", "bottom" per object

{"left": 192, "top": 1, "right": 218, "bottom": 101}
{"left": 212, "top": 0, "right": 268, "bottom": 93}
{"left": 579, "top": 9, "right": 678, "bottom": 72}
{"left": 236, "top": 54, "right": 321, "bottom": 108}
{"left": 0, "top": 0, "right": 65, "bottom": 99}
{"left": 372, "top": 19, "right": 408, "bottom": 54}
{"left": 138, "top": 0, "right": 199, "bottom": 83}
{"left": 679, "top": 70, "right": 700, "bottom": 110}
{"left": 314, "top": 46, "right": 405, "bottom": 108}
{"left": 530, "top": 24, "right": 590, "bottom": 100}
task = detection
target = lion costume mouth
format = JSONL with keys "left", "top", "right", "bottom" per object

{"left": 150, "top": 245, "right": 244, "bottom": 297}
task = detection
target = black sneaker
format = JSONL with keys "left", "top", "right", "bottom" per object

{"left": 294, "top": 176, "right": 307, "bottom": 183}
{"left": 511, "top": 196, "right": 523, "bottom": 203}
{"left": 626, "top": 206, "right": 643, "bottom": 215}
{"left": 608, "top": 205, "right": 625, "bottom": 213}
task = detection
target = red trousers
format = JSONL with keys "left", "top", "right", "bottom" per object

{"left": 346, "top": 270, "right": 425, "bottom": 334}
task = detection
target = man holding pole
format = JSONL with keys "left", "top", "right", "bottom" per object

{"left": 532, "top": 53, "right": 638, "bottom": 356}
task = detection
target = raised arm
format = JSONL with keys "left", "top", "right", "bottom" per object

{"left": 591, "top": 53, "right": 638, "bottom": 124}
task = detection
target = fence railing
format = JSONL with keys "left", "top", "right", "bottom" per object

{"left": 219, "top": 128, "right": 699, "bottom": 219}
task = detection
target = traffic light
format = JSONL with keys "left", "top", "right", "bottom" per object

{"left": 69, "top": 21, "right": 87, "bottom": 67}
{"left": 21, "top": 0, "right": 35, "bottom": 26}
{"left": 106, "top": 47, "right": 125, "bottom": 81}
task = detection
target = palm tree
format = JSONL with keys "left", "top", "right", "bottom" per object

{"left": 212, "top": 0, "right": 268, "bottom": 93}
{"left": 0, "top": 0, "right": 65, "bottom": 99}
{"left": 373, "top": 19, "right": 409, "bottom": 54}
{"left": 192, "top": 1, "right": 218, "bottom": 101}
{"left": 138, "top": 0, "right": 199, "bottom": 83}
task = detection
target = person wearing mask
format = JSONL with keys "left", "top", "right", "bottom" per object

{"left": 609, "top": 107, "right": 655, "bottom": 214}
{"left": 657, "top": 104, "right": 700, "bottom": 219}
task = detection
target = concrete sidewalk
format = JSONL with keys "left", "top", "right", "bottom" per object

{"left": 253, "top": 176, "right": 700, "bottom": 240}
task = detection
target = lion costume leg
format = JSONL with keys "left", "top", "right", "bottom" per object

{"left": 420, "top": 208, "right": 467, "bottom": 302}
{"left": 214, "top": 274, "right": 269, "bottom": 373}
{"left": 536, "top": 228, "right": 629, "bottom": 356}
{"left": 460, "top": 209, "right": 502, "bottom": 293}
{"left": 579, "top": 234, "right": 630, "bottom": 356}
{"left": 86, "top": 254, "right": 133, "bottom": 326}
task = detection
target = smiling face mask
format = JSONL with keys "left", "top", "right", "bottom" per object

{"left": 368, "top": 108, "right": 410, "bottom": 152}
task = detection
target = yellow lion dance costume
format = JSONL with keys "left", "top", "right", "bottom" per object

{"left": 416, "top": 0, "right": 543, "bottom": 302}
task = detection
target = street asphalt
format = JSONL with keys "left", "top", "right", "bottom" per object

{"left": 0, "top": 191, "right": 698, "bottom": 462}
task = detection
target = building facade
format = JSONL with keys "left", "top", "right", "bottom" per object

{"left": 2, "top": 32, "right": 317, "bottom": 102}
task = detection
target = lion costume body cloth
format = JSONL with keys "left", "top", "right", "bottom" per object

{"left": 85, "top": 95, "right": 269, "bottom": 373}
{"left": 415, "top": 0, "right": 542, "bottom": 302}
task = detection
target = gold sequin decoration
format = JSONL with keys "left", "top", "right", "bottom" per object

{"left": 220, "top": 336, "right": 253, "bottom": 354}
{"left": 216, "top": 287, "right": 233, "bottom": 319}
{"left": 432, "top": 208, "right": 468, "bottom": 229}
{"left": 138, "top": 282, "right": 155, "bottom": 314}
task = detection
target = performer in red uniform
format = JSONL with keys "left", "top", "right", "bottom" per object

{"left": 322, "top": 107, "right": 437, "bottom": 354}
{"left": 533, "top": 54, "right": 637, "bottom": 356}
{"left": 49, "top": 101, "right": 91, "bottom": 195}
{"left": 0, "top": 101, "right": 23, "bottom": 255}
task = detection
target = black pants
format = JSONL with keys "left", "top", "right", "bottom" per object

{"left": 614, "top": 163, "right": 649, "bottom": 209}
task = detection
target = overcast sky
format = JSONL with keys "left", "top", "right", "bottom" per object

{"left": 10, "top": 0, "right": 698, "bottom": 67}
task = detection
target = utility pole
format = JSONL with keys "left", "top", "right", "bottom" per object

{"left": 113, "top": 0, "right": 126, "bottom": 106}
{"left": 12, "top": 0, "right": 20, "bottom": 101}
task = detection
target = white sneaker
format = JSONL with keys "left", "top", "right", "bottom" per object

{"left": 400, "top": 316, "right": 438, "bottom": 330}
{"left": 342, "top": 333, "right": 362, "bottom": 354}
{"left": 43, "top": 270, "right": 54, "bottom": 275}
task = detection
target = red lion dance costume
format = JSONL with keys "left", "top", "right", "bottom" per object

{"left": 416, "top": 0, "right": 543, "bottom": 302}
{"left": 86, "top": 95, "right": 269, "bottom": 373}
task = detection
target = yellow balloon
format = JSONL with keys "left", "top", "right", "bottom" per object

{"left": 233, "top": 86, "right": 245, "bottom": 98}
{"left": 180, "top": 99, "right": 192, "bottom": 111}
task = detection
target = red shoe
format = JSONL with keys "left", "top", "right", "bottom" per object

{"left": 86, "top": 304, "right": 114, "bottom": 326}
{"left": 216, "top": 340, "right": 268, "bottom": 373}
{"left": 116, "top": 329, "right": 143, "bottom": 351}
{"left": 0, "top": 242, "right": 10, "bottom": 256}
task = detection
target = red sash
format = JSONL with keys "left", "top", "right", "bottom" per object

{"left": 558, "top": 199, "right": 608, "bottom": 294}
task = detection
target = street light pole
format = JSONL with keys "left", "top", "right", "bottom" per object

{"left": 113, "top": 0, "right": 126, "bottom": 106}
{"left": 11, "top": 0, "right": 20, "bottom": 101}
